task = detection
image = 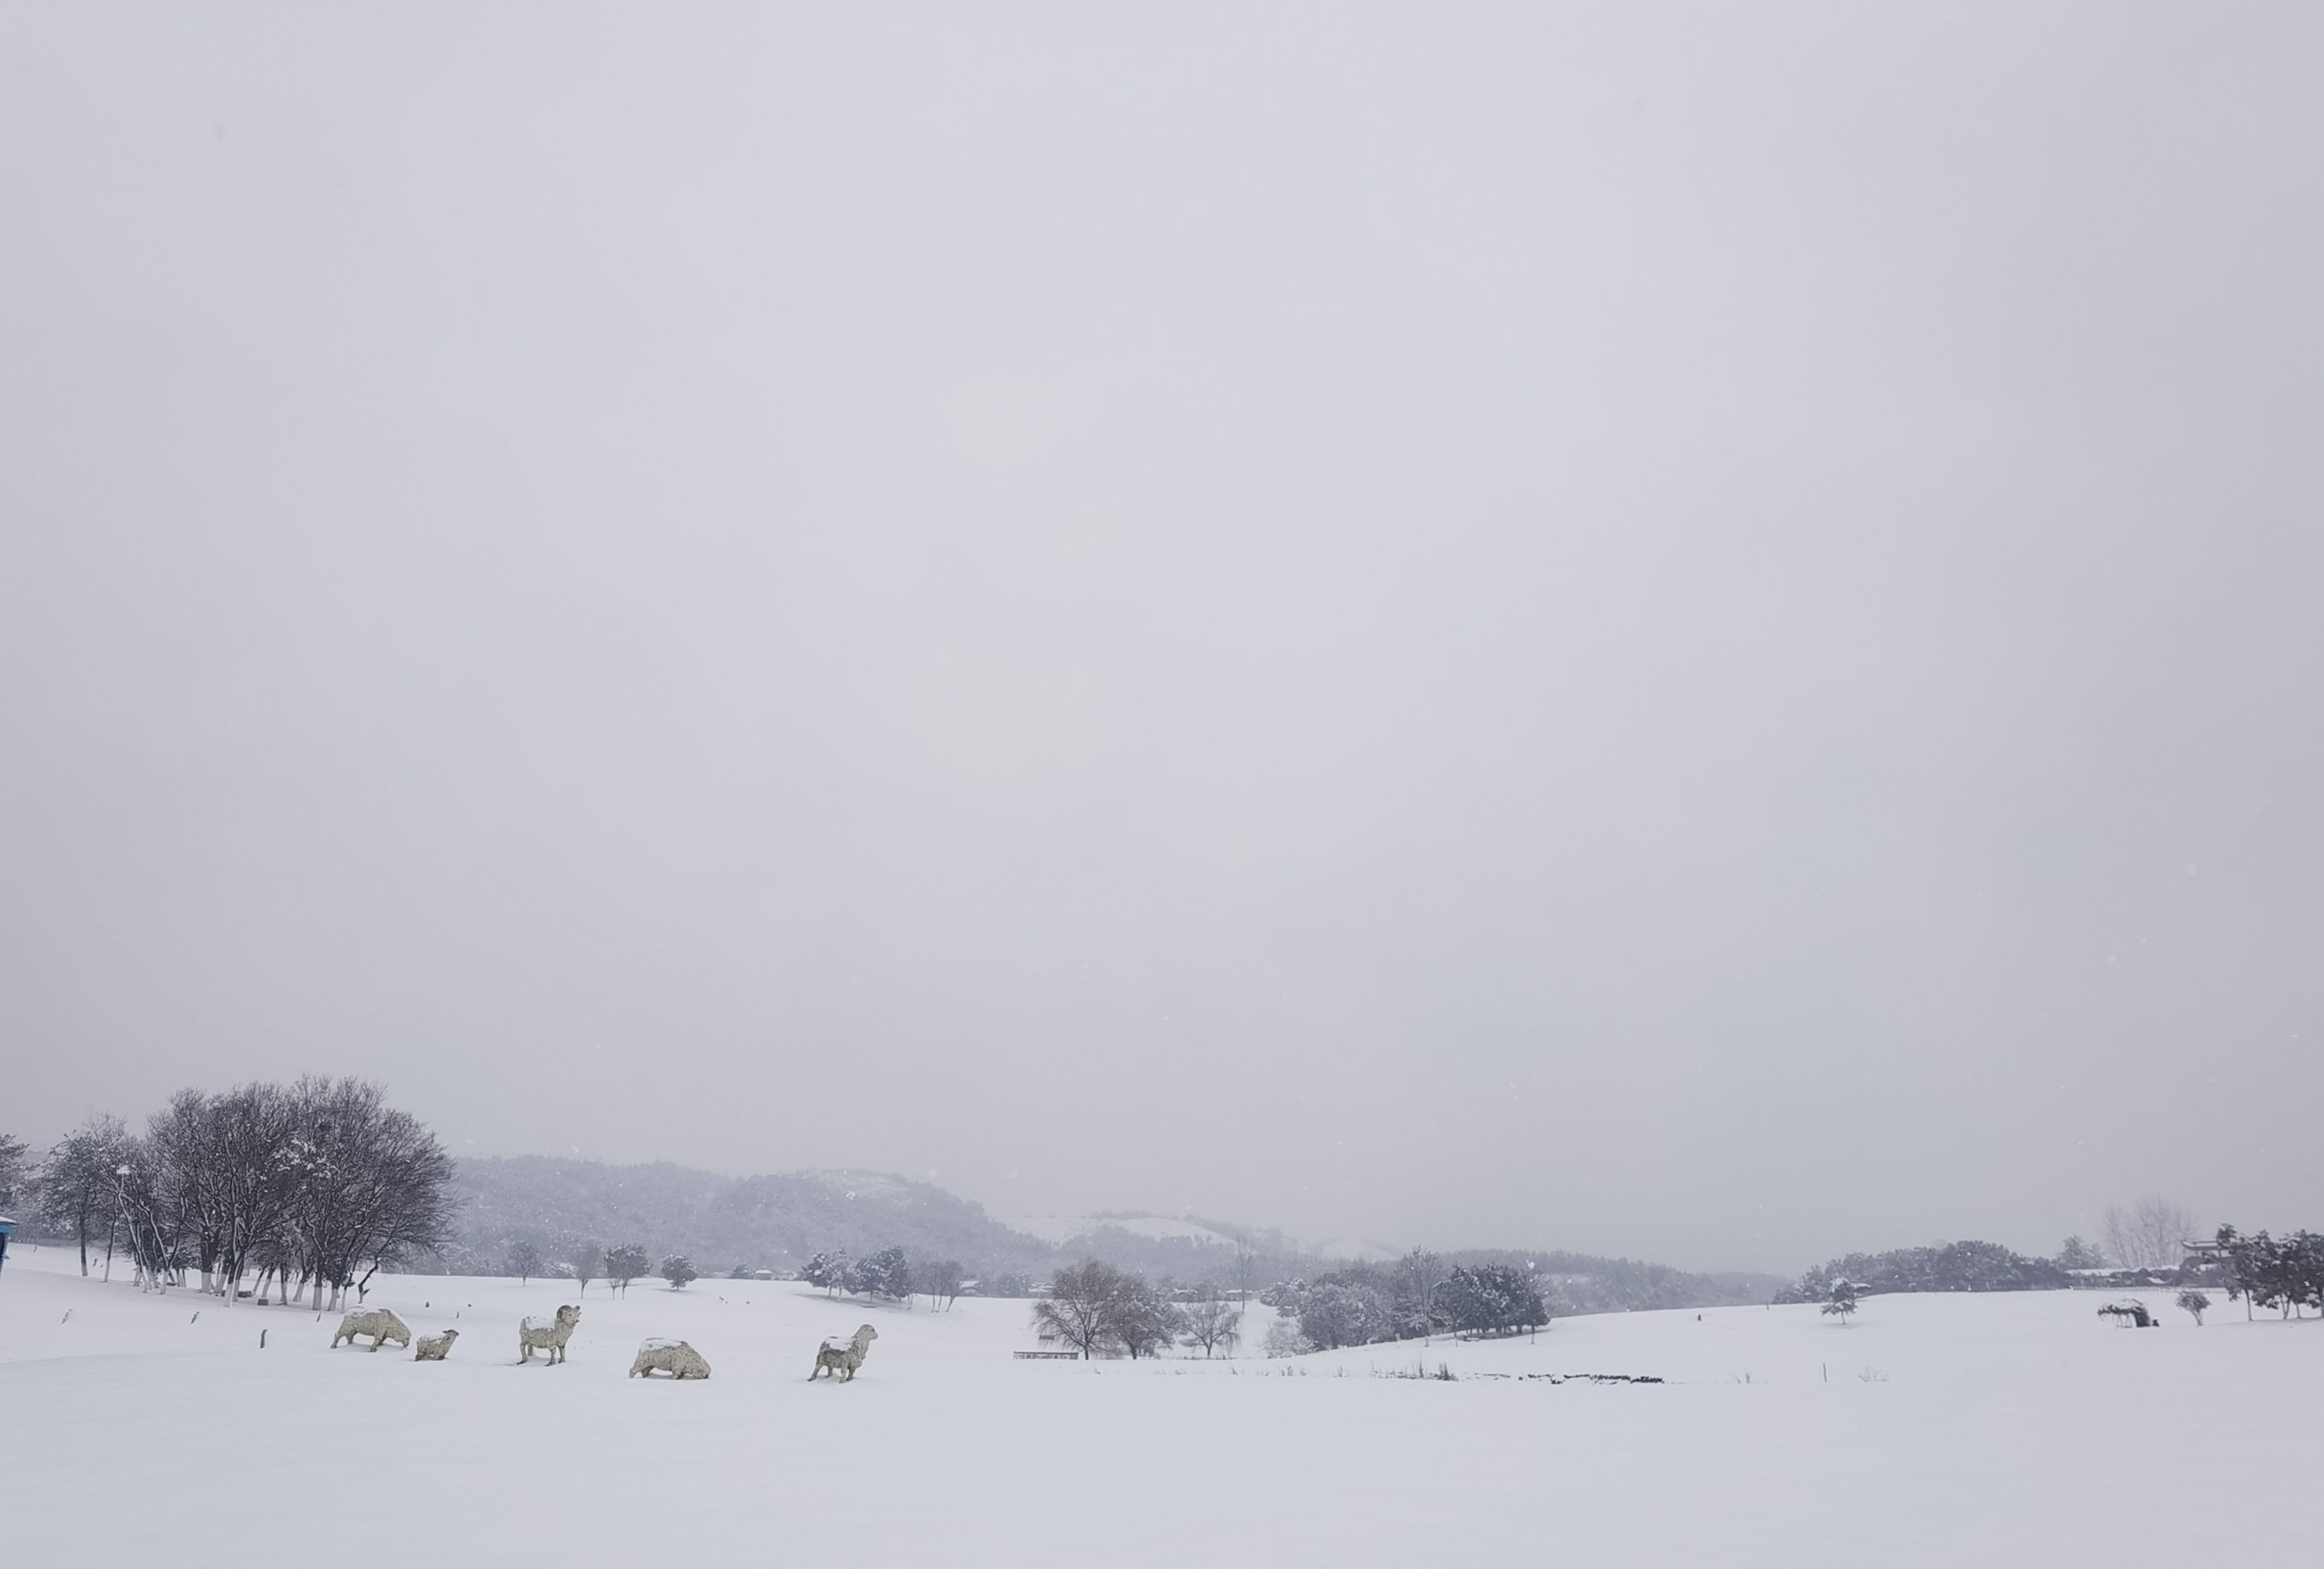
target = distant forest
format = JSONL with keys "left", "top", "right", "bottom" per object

{"left": 433, "top": 1155, "right": 1782, "bottom": 1311}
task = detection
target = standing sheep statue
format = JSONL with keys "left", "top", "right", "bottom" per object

{"left": 628, "top": 1337, "right": 711, "bottom": 1379}
{"left": 331, "top": 1307, "right": 412, "bottom": 1352}
{"left": 810, "top": 1323, "right": 878, "bottom": 1381}
{"left": 413, "top": 1329, "right": 460, "bottom": 1361}
{"left": 517, "top": 1304, "right": 582, "bottom": 1365}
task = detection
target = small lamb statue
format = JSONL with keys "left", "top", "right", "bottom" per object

{"left": 810, "top": 1323, "right": 879, "bottom": 1381}
{"left": 331, "top": 1306, "right": 411, "bottom": 1352}
{"left": 628, "top": 1337, "right": 711, "bottom": 1379}
{"left": 517, "top": 1304, "right": 582, "bottom": 1365}
{"left": 413, "top": 1328, "right": 460, "bottom": 1361}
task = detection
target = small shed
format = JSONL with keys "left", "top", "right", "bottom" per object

{"left": 0, "top": 1216, "right": 16, "bottom": 1273}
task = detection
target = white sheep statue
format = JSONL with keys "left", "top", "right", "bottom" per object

{"left": 517, "top": 1304, "right": 581, "bottom": 1365}
{"left": 412, "top": 1329, "right": 459, "bottom": 1361}
{"left": 627, "top": 1337, "right": 711, "bottom": 1379}
{"left": 331, "top": 1306, "right": 411, "bottom": 1352}
{"left": 810, "top": 1323, "right": 878, "bottom": 1381}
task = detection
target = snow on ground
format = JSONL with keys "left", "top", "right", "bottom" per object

{"left": 2, "top": 1242, "right": 2315, "bottom": 1566}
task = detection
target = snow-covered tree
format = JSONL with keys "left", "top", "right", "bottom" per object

{"left": 1439, "top": 1264, "right": 1549, "bottom": 1338}
{"left": 660, "top": 1254, "right": 697, "bottom": 1289}
{"left": 1389, "top": 1248, "right": 1447, "bottom": 1337}
{"left": 2175, "top": 1289, "right": 2209, "bottom": 1326}
{"left": 803, "top": 1251, "right": 849, "bottom": 1295}
{"left": 850, "top": 1245, "right": 912, "bottom": 1300}
{"left": 604, "top": 1243, "right": 651, "bottom": 1296}
{"left": 1298, "top": 1282, "right": 1391, "bottom": 1350}
{"left": 2055, "top": 1236, "right": 2106, "bottom": 1270}
{"left": 1822, "top": 1280, "right": 1859, "bottom": 1324}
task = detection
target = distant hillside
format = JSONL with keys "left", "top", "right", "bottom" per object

{"left": 438, "top": 1156, "right": 1057, "bottom": 1278}
{"left": 432, "top": 1156, "right": 1776, "bottom": 1311}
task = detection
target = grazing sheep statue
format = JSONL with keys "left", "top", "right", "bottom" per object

{"left": 628, "top": 1337, "right": 711, "bottom": 1379}
{"left": 413, "top": 1329, "right": 460, "bottom": 1361}
{"left": 331, "top": 1307, "right": 412, "bottom": 1352}
{"left": 517, "top": 1304, "right": 582, "bottom": 1365}
{"left": 810, "top": 1323, "right": 879, "bottom": 1381}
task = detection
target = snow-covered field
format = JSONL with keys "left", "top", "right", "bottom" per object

{"left": 2, "top": 1243, "right": 2314, "bottom": 1565}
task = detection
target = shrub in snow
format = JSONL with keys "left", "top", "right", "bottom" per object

{"left": 518, "top": 1304, "right": 582, "bottom": 1364}
{"left": 2176, "top": 1290, "right": 2210, "bottom": 1326}
{"left": 331, "top": 1307, "right": 412, "bottom": 1351}
{"left": 2097, "top": 1300, "right": 2154, "bottom": 1328}
{"left": 413, "top": 1329, "right": 459, "bottom": 1361}
{"left": 810, "top": 1323, "right": 878, "bottom": 1381}
{"left": 628, "top": 1337, "right": 710, "bottom": 1379}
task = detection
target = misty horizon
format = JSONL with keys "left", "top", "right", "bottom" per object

{"left": 7, "top": 5, "right": 2319, "bottom": 1282}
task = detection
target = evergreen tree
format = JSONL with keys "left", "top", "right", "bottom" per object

{"left": 851, "top": 1245, "right": 912, "bottom": 1299}
{"left": 660, "top": 1253, "right": 697, "bottom": 1289}
{"left": 1822, "top": 1279, "right": 1859, "bottom": 1324}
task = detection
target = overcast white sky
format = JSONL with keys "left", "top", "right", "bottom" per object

{"left": 4, "top": 3, "right": 2318, "bottom": 1271}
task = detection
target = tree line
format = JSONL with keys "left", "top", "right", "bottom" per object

{"left": 796, "top": 1246, "right": 969, "bottom": 1309}
{"left": 2211, "top": 1226, "right": 2324, "bottom": 1320}
{"left": 1773, "top": 1239, "right": 2074, "bottom": 1302}
{"left": 17, "top": 1079, "right": 453, "bottom": 1309}
{"left": 1260, "top": 1251, "right": 1552, "bottom": 1351}
{"left": 1020, "top": 1251, "right": 1552, "bottom": 1361}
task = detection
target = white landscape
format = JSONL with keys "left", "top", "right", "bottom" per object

{"left": 2, "top": 1244, "right": 2312, "bottom": 1566}
{"left": 7, "top": 5, "right": 2321, "bottom": 1567}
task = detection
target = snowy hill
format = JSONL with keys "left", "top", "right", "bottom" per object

{"left": 1006, "top": 1213, "right": 1246, "bottom": 1249}
{"left": 442, "top": 1156, "right": 1057, "bottom": 1278}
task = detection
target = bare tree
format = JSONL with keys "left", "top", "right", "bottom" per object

{"left": 0, "top": 1132, "right": 28, "bottom": 1213}
{"left": 2102, "top": 1196, "right": 2198, "bottom": 1271}
{"left": 917, "top": 1257, "right": 964, "bottom": 1311}
{"left": 1032, "top": 1261, "right": 1131, "bottom": 1359}
{"left": 571, "top": 1244, "right": 603, "bottom": 1297}
{"left": 32, "top": 1114, "right": 130, "bottom": 1275}
{"left": 1180, "top": 1284, "right": 1243, "bottom": 1357}
{"left": 277, "top": 1079, "right": 454, "bottom": 1309}
{"left": 508, "top": 1240, "right": 545, "bottom": 1284}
